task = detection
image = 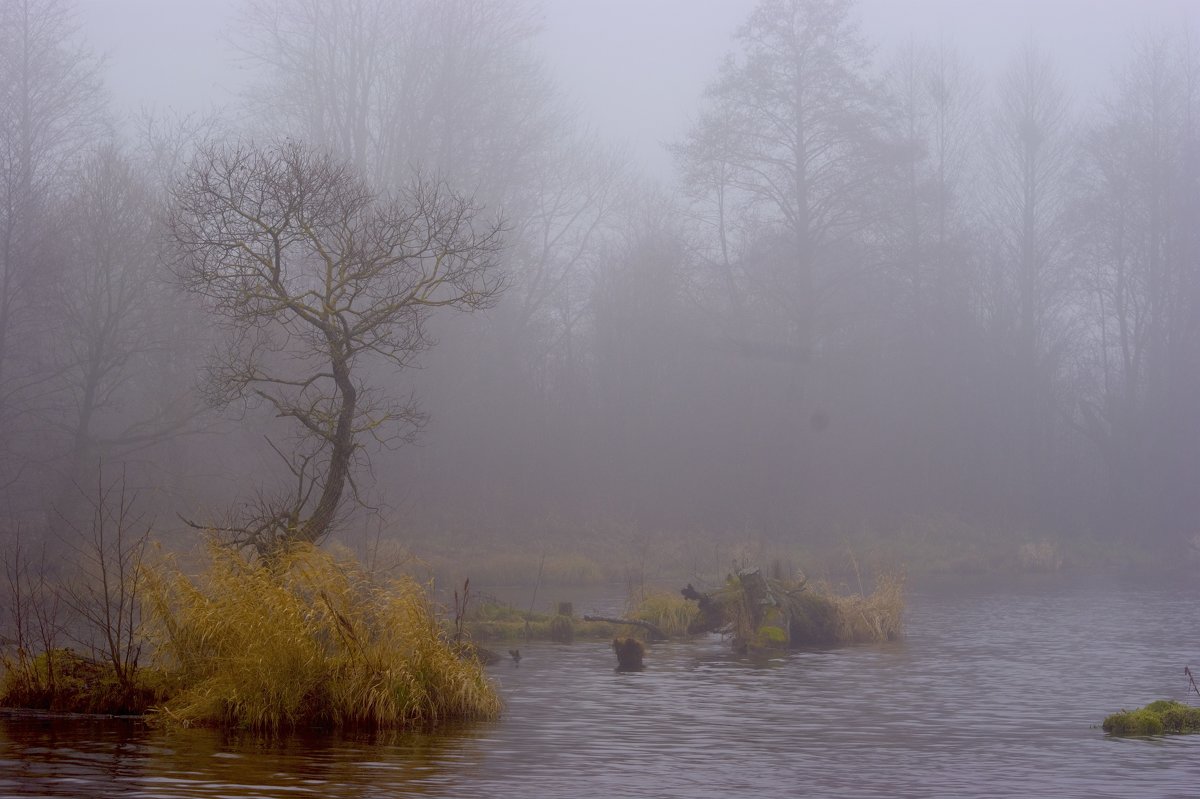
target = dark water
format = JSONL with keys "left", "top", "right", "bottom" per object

{"left": 3, "top": 578, "right": 1200, "bottom": 798}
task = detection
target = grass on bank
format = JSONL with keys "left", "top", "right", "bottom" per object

{"left": 629, "top": 591, "right": 699, "bottom": 638}
{"left": 462, "top": 600, "right": 620, "bottom": 642}
{"left": 0, "top": 647, "right": 168, "bottom": 715}
{"left": 144, "top": 542, "right": 500, "bottom": 731}
{"left": 1103, "top": 700, "right": 1200, "bottom": 736}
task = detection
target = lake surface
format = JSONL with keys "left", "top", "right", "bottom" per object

{"left": 3, "top": 576, "right": 1200, "bottom": 798}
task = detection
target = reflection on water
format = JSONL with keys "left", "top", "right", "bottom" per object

{"left": 0, "top": 717, "right": 488, "bottom": 798}
{"left": 3, "top": 578, "right": 1200, "bottom": 798}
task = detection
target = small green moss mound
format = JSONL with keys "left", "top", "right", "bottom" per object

{"left": 755, "top": 625, "right": 788, "bottom": 647}
{"left": 1103, "top": 700, "right": 1200, "bottom": 736}
{"left": 463, "top": 601, "right": 617, "bottom": 641}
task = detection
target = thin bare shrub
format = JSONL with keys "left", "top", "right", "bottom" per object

{"left": 0, "top": 529, "right": 67, "bottom": 707}
{"left": 1, "top": 471, "right": 163, "bottom": 714}
{"left": 144, "top": 542, "right": 500, "bottom": 730}
{"left": 59, "top": 471, "right": 151, "bottom": 700}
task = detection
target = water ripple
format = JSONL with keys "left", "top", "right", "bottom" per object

{"left": 3, "top": 579, "right": 1200, "bottom": 797}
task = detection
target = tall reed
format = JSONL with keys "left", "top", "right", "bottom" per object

{"left": 827, "top": 573, "right": 905, "bottom": 643}
{"left": 144, "top": 542, "right": 500, "bottom": 730}
{"left": 630, "top": 590, "right": 699, "bottom": 638}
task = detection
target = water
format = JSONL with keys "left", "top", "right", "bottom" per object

{"left": 3, "top": 577, "right": 1200, "bottom": 797}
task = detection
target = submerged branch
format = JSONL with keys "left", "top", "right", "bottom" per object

{"left": 581, "top": 615, "right": 668, "bottom": 641}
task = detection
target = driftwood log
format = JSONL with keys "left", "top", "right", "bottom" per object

{"left": 582, "top": 615, "right": 668, "bottom": 641}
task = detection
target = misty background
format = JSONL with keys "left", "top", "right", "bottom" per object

{"left": 4, "top": 0, "right": 1200, "bottom": 572}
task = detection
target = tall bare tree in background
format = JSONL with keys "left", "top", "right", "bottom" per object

{"left": 1075, "top": 33, "right": 1200, "bottom": 539}
{"left": 234, "top": 0, "right": 555, "bottom": 193}
{"left": 874, "top": 43, "right": 987, "bottom": 514}
{"left": 0, "top": 0, "right": 105, "bottom": 497}
{"left": 46, "top": 146, "right": 200, "bottom": 514}
{"left": 670, "top": 0, "right": 897, "bottom": 528}
{"left": 168, "top": 140, "right": 504, "bottom": 553}
{"left": 674, "top": 0, "right": 892, "bottom": 358}
{"left": 984, "top": 42, "right": 1078, "bottom": 523}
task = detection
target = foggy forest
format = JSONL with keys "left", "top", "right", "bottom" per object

{"left": 2, "top": 0, "right": 1199, "bottom": 569}
{"left": 4, "top": 0, "right": 1200, "bottom": 793}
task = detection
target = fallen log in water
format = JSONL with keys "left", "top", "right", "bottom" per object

{"left": 581, "top": 615, "right": 668, "bottom": 641}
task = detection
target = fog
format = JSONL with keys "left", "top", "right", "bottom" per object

{"left": 4, "top": 0, "right": 1200, "bottom": 573}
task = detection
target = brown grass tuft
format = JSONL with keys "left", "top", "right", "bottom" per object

{"left": 826, "top": 573, "right": 905, "bottom": 643}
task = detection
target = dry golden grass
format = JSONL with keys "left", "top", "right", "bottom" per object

{"left": 630, "top": 590, "right": 699, "bottom": 638}
{"left": 826, "top": 573, "right": 905, "bottom": 643}
{"left": 144, "top": 542, "right": 500, "bottom": 731}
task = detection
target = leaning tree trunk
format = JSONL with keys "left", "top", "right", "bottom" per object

{"left": 297, "top": 345, "right": 357, "bottom": 546}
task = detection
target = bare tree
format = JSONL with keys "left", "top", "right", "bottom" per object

{"left": 0, "top": 0, "right": 106, "bottom": 497}
{"left": 133, "top": 107, "right": 227, "bottom": 196}
{"left": 1073, "top": 32, "right": 1200, "bottom": 537}
{"left": 234, "top": 0, "right": 553, "bottom": 194}
{"left": 882, "top": 41, "right": 983, "bottom": 318}
{"left": 663, "top": 0, "right": 901, "bottom": 530}
{"left": 984, "top": 41, "right": 1079, "bottom": 519}
{"left": 672, "top": 0, "right": 893, "bottom": 356}
{"left": 59, "top": 469, "right": 149, "bottom": 696}
{"left": 168, "top": 140, "right": 504, "bottom": 553}
{"left": 1, "top": 527, "right": 65, "bottom": 701}
{"left": 871, "top": 42, "right": 987, "bottom": 511}
{"left": 45, "top": 146, "right": 201, "bottom": 507}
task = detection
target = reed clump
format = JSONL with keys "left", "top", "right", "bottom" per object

{"left": 630, "top": 591, "right": 699, "bottom": 638}
{"left": 144, "top": 542, "right": 500, "bottom": 731}
{"left": 825, "top": 573, "right": 905, "bottom": 643}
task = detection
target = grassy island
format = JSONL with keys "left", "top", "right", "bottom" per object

{"left": 2, "top": 543, "right": 501, "bottom": 731}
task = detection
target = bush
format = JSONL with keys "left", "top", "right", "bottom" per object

{"left": 144, "top": 543, "right": 500, "bottom": 731}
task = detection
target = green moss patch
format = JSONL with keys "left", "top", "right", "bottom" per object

{"left": 1103, "top": 700, "right": 1200, "bottom": 736}
{"left": 463, "top": 602, "right": 619, "bottom": 642}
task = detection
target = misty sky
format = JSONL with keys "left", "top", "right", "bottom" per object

{"left": 81, "top": 0, "right": 1198, "bottom": 175}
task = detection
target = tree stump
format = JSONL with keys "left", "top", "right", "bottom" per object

{"left": 612, "top": 637, "right": 645, "bottom": 671}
